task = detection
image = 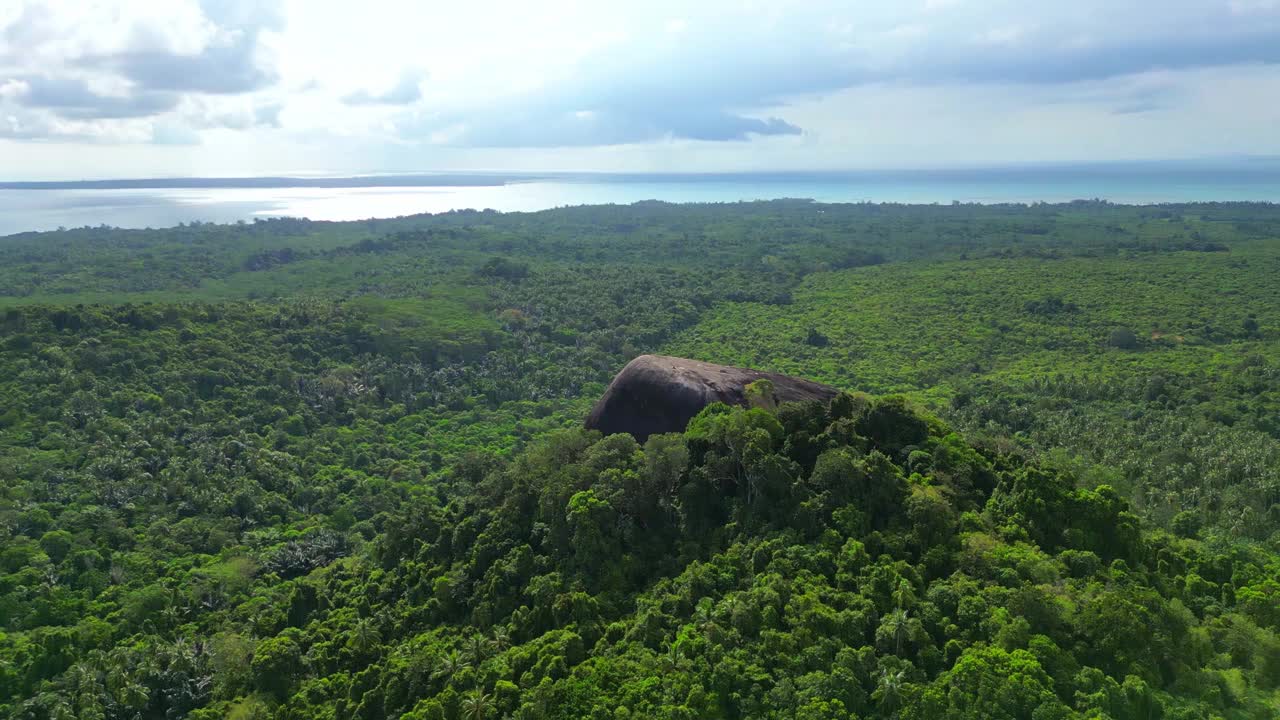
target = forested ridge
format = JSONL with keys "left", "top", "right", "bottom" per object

{"left": 1, "top": 200, "right": 1278, "bottom": 718}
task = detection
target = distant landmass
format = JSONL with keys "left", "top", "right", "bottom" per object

{"left": 4, "top": 158, "right": 1280, "bottom": 190}
{"left": 3, "top": 160, "right": 1280, "bottom": 237}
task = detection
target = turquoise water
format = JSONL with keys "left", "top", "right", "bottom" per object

{"left": 2, "top": 169, "right": 1279, "bottom": 236}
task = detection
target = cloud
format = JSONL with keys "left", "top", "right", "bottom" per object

{"left": 0, "top": 0, "right": 282, "bottom": 136}
{"left": 423, "top": 108, "right": 799, "bottom": 148}
{"left": 343, "top": 69, "right": 425, "bottom": 106}
{"left": 198, "top": 0, "right": 285, "bottom": 31}
{"left": 390, "top": 10, "right": 854, "bottom": 146}
{"left": 0, "top": 108, "right": 52, "bottom": 140}
{"left": 83, "top": 0, "right": 283, "bottom": 96}
{"left": 254, "top": 102, "right": 283, "bottom": 127}
{"left": 106, "top": 31, "right": 277, "bottom": 95}
{"left": 0, "top": 108, "right": 154, "bottom": 144}
{"left": 3, "top": 0, "right": 1280, "bottom": 161}
{"left": 384, "top": 0, "right": 1280, "bottom": 148}
{"left": 14, "top": 76, "right": 179, "bottom": 119}
{"left": 181, "top": 96, "right": 285, "bottom": 130}
{"left": 1, "top": 1, "right": 223, "bottom": 66}
{"left": 928, "top": 27, "right": 1280, "bottom": 85}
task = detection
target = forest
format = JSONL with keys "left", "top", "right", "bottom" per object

{"left": 0, "top": 200, "right": 1278, "bottom": 718}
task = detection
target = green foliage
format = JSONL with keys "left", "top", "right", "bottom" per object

{"left": 1108, "top": 327, "right": 1140, "bottom": 350}
{"left": 1, "top": 200, "right": 1279, "bottom": 718}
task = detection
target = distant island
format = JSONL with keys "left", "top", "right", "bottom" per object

{"left": 6, "top": 158, "right": 1280, "bottom": 191}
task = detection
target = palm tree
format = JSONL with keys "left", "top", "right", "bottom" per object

{"left": 875, "top": 668, "right": 905, "bottom": 714}
{"left": 490, "top": 626, "right": 511, "bottom": 653}
{"left": 350, "top": 618, "right": 382, "bottom": 657}
{"left": 68, "top": 662, "right": 105, "bottom": 720}
{"left": 884, "top": 609, "right": 910, "bottom": 655}
{"left": 892, "top": 578, "right": 915, "bottom": 611}
{"left": 693, "top": 597, "right": 719, "bottom": 641}
{"left": 161, "top": 603, "right": 183, "bottom": 630}
{"left": 461, "top": 689, "right": 494, "bottom": 720}
{"left": 433, "top": 649, "right": 471, "bottom": 684}
{"left": 466, "top": 633, "right": 490, "bottom": 665}
{"left": 49, "top": 699, "right": 76, "bottom": 720}
{"left": 116, "top": 680, "right": 150, "bottom": 713}
{"left": 68, "top": 661, "right": 99, "bottom": 694}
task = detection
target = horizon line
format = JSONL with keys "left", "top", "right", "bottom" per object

{"left": 5, "top": 156, "right": 1280, "bottom": 189}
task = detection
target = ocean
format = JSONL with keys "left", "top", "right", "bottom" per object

{"left": 3, "top": 165, "right": 1279, "bottom": 237}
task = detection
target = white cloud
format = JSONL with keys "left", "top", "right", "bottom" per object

{"left": 0, "top": 0, "right": 1278, "bottom": 177}
{"left": 342, "top": 69, "right": 425, "bottom": 106}
{"left": 0, "top": 78, "right": 27, "bottom": 100}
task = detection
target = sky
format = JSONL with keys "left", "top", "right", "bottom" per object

{"left": 1, "top": 0, "right": 1279, "bottom": 180}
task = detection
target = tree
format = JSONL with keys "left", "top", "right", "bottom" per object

{"left": 1107, "top": 327, "right": 1139, "bottom": 350}
{"left": 805, "top": 328, "right": 830, "bottom": 347}
{"left": 566, "top": 489, "right": 616, "bottom": 576}
{"left": 1170, "top": 510, "right": 1201, "bottom": 539}
{"left": 251, "top": 634, "right": 302, "bottom": 699}
{"left": 433, "top": 649, "right": 471, "bottom": 685}
{"left": 744, "top": 379, "right": 778, "bottom": 411}
{"left": 874, "top": 668, "right": 905, "bottom": 715}
{"left": 39, "top": 530, "right": 75, "bottom": 564}
{"left": 349, "top": 617, "right": 382, "bottom": 659}
{"left": 477, "top": 257, "right": 529, "bottom": 281}
{"left": 466, "top": 634, "right": 490, "bottom": 666}
{"left": 461, "top": 689, "right": 494, "bottom": 720}
{"left": 490, "top": 627, "right": 511, "bottom": 653}
{"left": 916, "top": 645, "right": 1069, "bottom": 719}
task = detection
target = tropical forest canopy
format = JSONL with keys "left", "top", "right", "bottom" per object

{"left": 0, "top": 199, "right": 1278, "bottom": 718}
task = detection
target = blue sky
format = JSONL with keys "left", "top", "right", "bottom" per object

{"left": 1, "top": 0, "right": 1278, "bottom": 179}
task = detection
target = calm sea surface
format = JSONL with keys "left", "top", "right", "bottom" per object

{"left": 3, "top": 170, "right": 1280, "bottom": 237}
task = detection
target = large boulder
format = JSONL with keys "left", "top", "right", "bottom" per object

{"left": 586, "top": 355, "right": 839, "bottom": 441}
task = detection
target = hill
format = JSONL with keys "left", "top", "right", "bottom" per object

{"left": 8, "top": 381, "right": 1280, "bottom": 718}
{"left": 0, "top": 201, "right": 1278, "bottom": 717}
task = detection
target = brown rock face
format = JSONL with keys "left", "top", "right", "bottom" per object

{"left": 585, "top": 355, "right": 840, "bottom": 441}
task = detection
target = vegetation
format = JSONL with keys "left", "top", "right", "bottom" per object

{"left": 1, "top": 200, "right": 1278, "bottom": 718}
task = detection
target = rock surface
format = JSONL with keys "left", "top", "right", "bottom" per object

{"left": 586, "top": 355, "right": 840, "bottom": 441}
